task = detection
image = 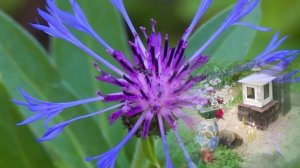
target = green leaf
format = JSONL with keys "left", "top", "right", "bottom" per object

{"left": 141, "top": 136, "right": 161, "bottom": 167}
{"left": 130, "top": 139, "right": 152, "bottom": 168}
{"left": 0, "top": 10, "right": 123, "bottom": 168}
{"left": 186, "top": 4, "right": 262, "bottom": 66}
{"left": 50, "top": 0, "right": 135, "bottom": 166}
{"left": 0, "top": 82, "right": 55, "bottom": 168}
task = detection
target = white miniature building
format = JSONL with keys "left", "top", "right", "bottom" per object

{"left": 238, "top": 73, "right": 276, "bottom": 108}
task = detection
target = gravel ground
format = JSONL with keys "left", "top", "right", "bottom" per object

{"left": 218, "top": 93, "right": 300, "bottom": 168}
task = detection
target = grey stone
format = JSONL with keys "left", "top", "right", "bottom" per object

{"left": 219, "top": 130, "right": 243, "bottom": 148}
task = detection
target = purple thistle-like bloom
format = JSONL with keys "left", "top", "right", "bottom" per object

{"left": 14, "top": 0, "right": 299, "bottom": 167}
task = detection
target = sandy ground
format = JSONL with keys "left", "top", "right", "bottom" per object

{"left": 218, "top": 93, "right": 300, "bottom": 168}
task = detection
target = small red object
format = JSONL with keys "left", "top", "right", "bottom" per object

{"left": 216, "top": 108, "right": 224, "bottom": 119}
{"left": 202, "top": 149, "right": 214, "bottom": 163}
{"left": 217, "top": 97, "right": 224, "bottom": 104}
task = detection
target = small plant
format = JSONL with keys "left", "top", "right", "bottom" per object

{"left": 199, "top": 145, "right": 243, "bottom": 168}
{"left": 193, "top": 76, "right": 235, "bottom": 119}
{"left": 226, "top": 86, "right": 243, "bottom": 107}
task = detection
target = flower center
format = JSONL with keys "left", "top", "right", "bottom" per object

{"left": 99, "top": 21, "right": 208, "bottom": 136}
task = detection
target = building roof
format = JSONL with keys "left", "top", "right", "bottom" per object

{"left": 238, "top": 73, "right": 276, "bottom": 86}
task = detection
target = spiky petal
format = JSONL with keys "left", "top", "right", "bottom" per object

{"left": 13, "top": 88, "right": 103, "bottom": 126}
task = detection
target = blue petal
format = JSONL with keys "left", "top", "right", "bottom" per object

{"left": 280, "top": 77, "right": 300, "bottom": 83}
{"left": 231, "top": 0, "right": 259, "bottom": 22}
{"left": 49, "top": 0, "right": 113, "bottom": 50}
{"left": 31, "top": 23, "right": 63, "bottom": 38}
{"left": 174, "top": 129, "right": 196, "bottom": 168}
{"left": 16, "top": 113, "right": 45, "bottom": 126}
{"left": 189, "top": 0, "right": 261, "bottom": 62}
{"left": 44, "top": 111, "right": 62, "bottom": 127}
{"left": 274, "top": 70, "right": 300, "bottom": 83}
{"left": 86, "top": 112, "right": 146, "bottom": 167}
{"left": 255, "top": 33, "right": 289, "bottom": 60}
{"left": 16, "top": 88, "right": 103, "bottom": 113}
{"left": 263, "top": 50, "right": 299, "bottom": 64}
{"left": 69, "top": 0, "right": 90, "bottom": 26}
{"left": 233, "top": 22, "right": 272, "bottom": 32}
{"left": 14, "top": 88, "right": 105, "bottom": 126}
{"left": 183, "top": 0, "right": 212, "bottom": 40}
{"left": 85, "top": 150, "right": 118, "bottom": 168}
{"left": 38, "top": 8, "right": 65, "bottom": 32}
{"left": 47, "top": 0, "right": 88, "bottom": 33}
{"left": 109, "top": 0, "right": 146, "bottom": 53}
{"left": 11, "top": 99, "right": 29, "bottom": 107}
{"left": 37, "top": 103, "right": 122, "bottom": 141}
{"left": 158, "top": 114, "right": 174, "bottom": 168}
{"left": 18, "top": 88, "right": 44, "bottom": 104}
{"left": 37, "top": 122, "right": 69, "bottom": 142}
{"left": 32, "top": 0, "right": 126, "bottom": 75}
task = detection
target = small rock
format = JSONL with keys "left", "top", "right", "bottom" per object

{"left": 219, "top": 130, "right": 243, "bottom": 148}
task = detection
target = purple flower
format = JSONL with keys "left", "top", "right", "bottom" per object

{"left": 14, "top": 0, "right": 299, "bottom": 167}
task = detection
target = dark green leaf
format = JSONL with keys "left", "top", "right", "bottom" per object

{"left": 0, "top": 10, "right": 123, "bottom": 168}
{"left": 130, "top": 139, "right": 152, "bottom": 168}
{"left": 0, "top": 82, "right": 55, "bottom": 168}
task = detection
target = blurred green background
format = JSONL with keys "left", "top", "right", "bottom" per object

{"left": 0, "top": 0, "right": 299, "bottom": 168}
{"left": 1, "top": 0, "right": 300, "bottom": 49}
{"left": 1, "top": 0, "right": 299, "bottom": 85}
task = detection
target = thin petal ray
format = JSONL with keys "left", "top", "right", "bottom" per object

{"left": 173, "top": 129, "right": 197, "bottom": 168}
{"left": 86, "top": 113, "right": 146, "bottom": 168}
{"left": 158, "top": 114, "right": 174, "bottom": 168}
{"left": 183, "top": 0, "right": 212, "bottom": 40}
{"left": 37, "top": 103, "right": 123, "bottom": 142}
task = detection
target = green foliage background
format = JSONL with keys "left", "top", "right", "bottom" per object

{"left": 0, "top": 0, "right": 299, "bottom": 168}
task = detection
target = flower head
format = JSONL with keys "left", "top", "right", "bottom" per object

{"left": 14, "top": 0, "right": 299, "bottom": 167}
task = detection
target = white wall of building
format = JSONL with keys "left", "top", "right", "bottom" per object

{"left": 242, "top": 82, "right": 273, "bottom": 107}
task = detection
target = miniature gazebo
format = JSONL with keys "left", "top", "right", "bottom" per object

{"left": 237, "top": 73, "right": 280, "bottom": 130}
